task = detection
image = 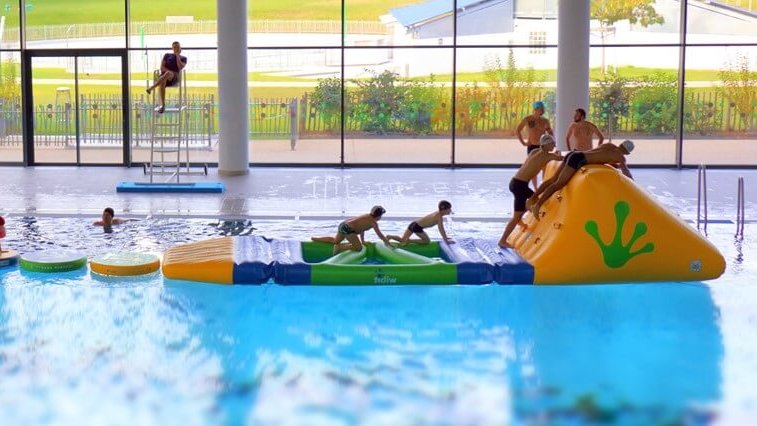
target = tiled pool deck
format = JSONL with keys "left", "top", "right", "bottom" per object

{"left": 0, "top": 166, "right": 755, "bottom": 224}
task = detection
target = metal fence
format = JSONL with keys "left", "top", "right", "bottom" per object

{"left": 0, "top": 89, "right": 753, "bottom": 149}
{"left": 0, "top": 95, "right": 215, "bottom": 148}
{"left": 7, "top": 20, "right": 386, "bottom": 43}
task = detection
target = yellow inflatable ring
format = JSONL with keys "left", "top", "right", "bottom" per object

{"left": 90, "top": 252, "right": 160, "bottom": 276}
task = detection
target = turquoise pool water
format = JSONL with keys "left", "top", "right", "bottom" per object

{"left": 1, "top": 217, "right": 755, "bottom": 425}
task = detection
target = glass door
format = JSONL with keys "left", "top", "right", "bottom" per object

{"left": 26, "top": 52, "right": 128, "bottom": 165}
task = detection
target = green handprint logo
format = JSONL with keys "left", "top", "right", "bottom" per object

{"left": 584, "top": 201, "right": 654, "bottom": 268}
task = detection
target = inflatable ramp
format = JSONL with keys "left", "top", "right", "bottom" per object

{"left": 507, "top": 164, "right": 725, "bottom": 284}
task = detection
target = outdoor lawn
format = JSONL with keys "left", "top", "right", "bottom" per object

{"left": 6, "top": 0, "right": 425, "bottom": 28}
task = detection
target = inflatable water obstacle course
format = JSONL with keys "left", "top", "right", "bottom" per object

{"left": 163, "top": 164, "right": 725, "bottom": 285}
{"left": 1, "top": 163, "right": 726, "bottom": 284}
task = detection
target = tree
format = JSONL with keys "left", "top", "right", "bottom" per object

{"left": 591, "top": 0, "right": 665, "bottom": 28}
{"left": 719, "top": 53, "right": 757, "bottom": 132}
{"left": 591, "top": 0, "right": 665, "bottom": 73}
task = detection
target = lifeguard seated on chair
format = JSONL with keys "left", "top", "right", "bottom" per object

{"left": 146, "top": 41, "right": 187, "bottom": 114}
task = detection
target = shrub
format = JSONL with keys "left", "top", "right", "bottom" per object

{"left": 402, "top": 77, "right": 446, "bottom": 135}
{"left": 631, "top": 72, "right": 677, "bottom": 135}
{"left": 309, "top": 76, "right": 341, "bottom": 131}
{"left": 719, "top": 53, "right": 756, "bottom": 132}
{"left": 590, "top": 69, "right": 633, "bottom": 134}
{"left": 483, "top": 49, "right": 540, "bottom": 132}
{"left": 455, "top": 83, "right": 490, "bottom": 136}
{"left": 349, "top": 70, "right": 406, "bottom": 134}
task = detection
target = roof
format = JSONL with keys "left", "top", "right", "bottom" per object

{"left": 390, "top": 0, "right": 493, "bottom": 27}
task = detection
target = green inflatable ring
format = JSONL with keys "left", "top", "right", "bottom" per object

{"left": 20, "top": 250, "right": 88, "bottom": 273}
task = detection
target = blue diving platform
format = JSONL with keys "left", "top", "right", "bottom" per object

{"left": 116, "top": 181, "right": 225, "bottom": 193}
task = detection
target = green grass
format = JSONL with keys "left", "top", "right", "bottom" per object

{"left": 429, "top": 67, "right": 723, "bottom": 83}
{"left": 4, "top": 0, "right": 423, "bottom": 27}
{"left": 31, "top": 68, "right": 314, "bottom": 82}
{"left": 719, "top": 0, "right": 757, "bottom": 12}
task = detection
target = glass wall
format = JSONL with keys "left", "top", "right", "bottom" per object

{"left": 25, "top": 0, "right": 125, "bottom": 49}
{"left": 0, "top": 2, "right": 21, "bottom": 163}
{"left": 248, "top": 48, "right": 341, "bottom": 164}
{"left": 683, "top": 46, "right": 757, "bottom": 166}
{"left": 0, "top": 0, "right": 754, "bottom": 167}
{"left": 589, "top": 46, "right": 682, "bottom": 165}
{"left": 344, "top": 47, "right": 453, "bottom": 164}
{"left": 455, "top": 47, "right": 557, "bottom": 165}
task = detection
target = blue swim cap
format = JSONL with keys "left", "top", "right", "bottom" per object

{"left": 533, "top": 101, "right": 545, "bottom": 110}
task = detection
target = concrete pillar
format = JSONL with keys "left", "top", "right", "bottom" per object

{"left": 556, "top": 0, "right": 591, "bottom": 151}
{"left": 217, "top": 0, "right": 249, "bottom": 175}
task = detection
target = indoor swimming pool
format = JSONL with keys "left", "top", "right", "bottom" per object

{"left": 0, "top": 217, "right": 754, "bottom": 425}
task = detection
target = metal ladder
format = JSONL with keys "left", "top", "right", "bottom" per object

{"left": 145, "top": 69, "right": 208, "bottom": 182}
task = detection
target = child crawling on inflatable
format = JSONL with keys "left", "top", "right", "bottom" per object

{"left": 312, "top": 205, "right": 391, "bottom": 254}
{"left": 387, "top": 200, "right": 455, "bottom": 245}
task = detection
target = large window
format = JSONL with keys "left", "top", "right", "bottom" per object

{"left": 589, "top": 46, "right": 682, "bottom": 166}
{"left": 455, "top": 47, "right": 557, "bottom": 165}
{"left": 0, "top": 0, "right": 754, "bottom": 167}
{"left": 683, "top": 46, "right": 757, "bottom": 166}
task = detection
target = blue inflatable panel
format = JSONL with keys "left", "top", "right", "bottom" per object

{"left": 492, "top": 245, "right": 534, "bottom": 285}
{"left": 440, "top": 239, "right": 494, "bottom": 284}
{"left": 116, "top": 181, "right": 225, "bottom": 193}
{"left": 441, "top": 238, "right": 534, "bottom": 284}
{"left": 232, "top": 236, "right": 275, "bottom": 284}
{"left": 273, "top": 239, "right": 311, "bottom": 285}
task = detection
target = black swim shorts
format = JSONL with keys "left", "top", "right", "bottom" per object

{"left": 407, "top": 221, "right": 425, "bottom": 234}
{"left": 338, "top": 221, "right": 356, "bottom": 235}
{"left": 509, "top": 178, "right": 534, "bottom": 212}
{"left": 527, "top": 144, "right": 540, "bottom": 154}
{"left": 566, "top": 151, "right": 588, "bottom": 169}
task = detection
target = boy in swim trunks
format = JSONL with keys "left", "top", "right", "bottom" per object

{"left": 312, "top": 205, "right": 391, "bottom": 254}
{"left": 529, "top": 140, "right": 635, "bottom": 219}
{"left": 387, "top": 200, "right": 454, "bottom": 245}
{"left": 498, "top": 134, "right": 562, "bottom": 248}
{"left": 93, "top": 207, "right": 129, "bottom": 226}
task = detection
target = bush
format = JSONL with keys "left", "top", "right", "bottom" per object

{"left": 684, "top": 94, "right": 720, "bottom": 136}
{"left": 309, "top": 76, "right": 341, "bottom": 131}
{"left": 631, "top": 72, "right": 677, "bottom": 135}
{"left": 483, "top": 50, "right": 540, "bottom": 132}
{"left": 719, "top": 53, "right": 756, "bottom": 132}
{"left": 590, "top": 69, "right": 633, "bottom": 134}
{"left": 349, "top": 70, "right": 406, "bottom": 134}
{"left": 455, "top": 83, "right": 489, "bottom": 136}
{"left": 402, "top": 77, "right": 446, "bottom": 135}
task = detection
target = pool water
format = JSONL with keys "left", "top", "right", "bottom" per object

{"left": 1, "top": 217, "right": 756, "bottom": 425}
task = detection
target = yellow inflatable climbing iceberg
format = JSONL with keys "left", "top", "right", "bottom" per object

{"left": 508, "top": 164, "right": 725, "bottom": 284}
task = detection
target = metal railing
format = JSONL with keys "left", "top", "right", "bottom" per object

{"left": 0, "top": 91, "right": 753, "bottom": 149}
{"left": 736, "top": 176, "right": 745, "bottom": 240}
{"left": 697, "top": 163, "right": 708, "bottom": 234}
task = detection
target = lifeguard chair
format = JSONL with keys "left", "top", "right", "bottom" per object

{"left": 144, "top": 69, "right": 207, "bottom": 183}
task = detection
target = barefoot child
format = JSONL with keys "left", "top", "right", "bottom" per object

{"left": 387, "top": 200, "right": 454, "bottom": 245}
{"left": 498, "top": 134, "right": 562, "bottom": 248}
{"left": 312, "top": 206, "right": 391, "bottom": 254}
